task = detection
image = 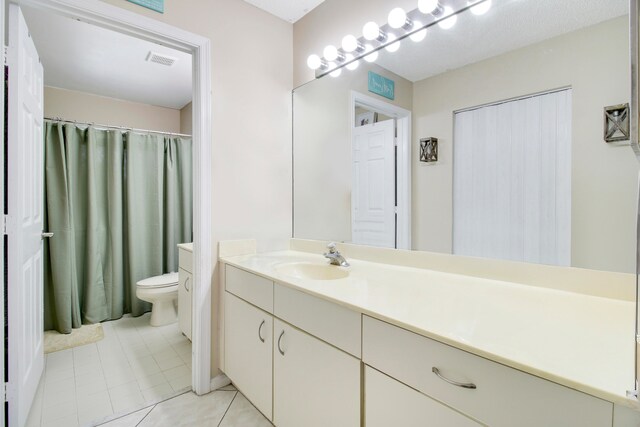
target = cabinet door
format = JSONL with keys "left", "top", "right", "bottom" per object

{"left": 273, "top": 319, "right": 360, "bottom": 427}
{"left": 178, "top": 268, "right": 192, "bottom": 340}
{"left": 365, "top": 366, "right": 481, "bottom": 427}
{"left": 225, "top": 292, "right": 273, "bottom": 420}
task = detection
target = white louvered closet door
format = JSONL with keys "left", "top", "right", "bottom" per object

{"left": 453, "top": 89, "right": 571, "bottom": 266}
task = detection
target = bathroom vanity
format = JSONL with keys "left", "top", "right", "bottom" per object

{"left": 178, "top": 243, "right": 193, "bottom": 341}
{"left": 219, "top": 240, "right": 638, "bottom": 427}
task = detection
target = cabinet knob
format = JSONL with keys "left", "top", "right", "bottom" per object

{"left": 277, "top": 330, "right": 285, "bottom": 356}
{"left": 258, "top": 320, "right": 266, "bottom": 343}
{"left": 432, "top": 367, "right": 476, "bottom": 389}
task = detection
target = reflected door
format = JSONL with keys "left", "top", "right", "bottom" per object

{"left": 453, "top": 89, "right": 572, "bottom": 266}
{"left": 352, "top": 119, "right": 396, "bottom": 248}
{"left": 7, "top": 4, "right": 45, "bottom": 426}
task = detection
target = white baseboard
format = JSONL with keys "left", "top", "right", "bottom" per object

{"left": 210, "top": 373, "right": 231, "bottom": 391}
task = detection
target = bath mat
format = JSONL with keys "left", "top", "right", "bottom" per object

{"left": 44, "top": 323, "right": 104, "bottom": 354}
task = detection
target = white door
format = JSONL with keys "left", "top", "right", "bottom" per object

{"left": 7, "top": 4, "right": 45, "bottom": 426}
{"left": 351, "top": 119, "right": 396, "bottom": 248}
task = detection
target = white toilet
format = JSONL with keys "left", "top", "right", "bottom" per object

{"left": 136, "top": 272, "right": 179, "bottom": 326}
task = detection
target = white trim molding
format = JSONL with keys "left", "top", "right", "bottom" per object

{"left": 349, "top": 90, "right": 412, "bottom": 250}
{"left": 11, "top": 0, "right": 213, "bottom": 397}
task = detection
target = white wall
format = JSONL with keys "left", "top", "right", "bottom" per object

{"left": 180, "top": 101, "right": 193, "bottom": 135}
{"left": 100, "top": 0, "right": 293, "bottom": 374}
{"left": 44, "top": 86, "right": 182, "bottom": 133}
{"left": 412, "top": 16, "right": 636, "bottom": 273}
{"left": 293, "top": 63, "right": 412, "bottom": 242}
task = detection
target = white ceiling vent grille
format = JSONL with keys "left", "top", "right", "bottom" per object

{"left": 146, "top": 51, "right": 177, "bottom": 67}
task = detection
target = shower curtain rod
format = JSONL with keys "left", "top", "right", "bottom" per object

{"left": 44, "top": 117, "right": 192, "bottom": 138}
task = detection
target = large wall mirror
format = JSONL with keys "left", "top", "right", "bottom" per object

{"left": 293, "top": 0, "right": 636, "bottom": 274}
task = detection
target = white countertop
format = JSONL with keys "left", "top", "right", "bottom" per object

{"left": 178, "top": 242, "right": 193, "bottom": 252}
{"left": 220, "top": 250, "right": 636, "bottom": 407}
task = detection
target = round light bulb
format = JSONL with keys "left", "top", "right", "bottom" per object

{"left": 385, "top": 34, "right": 400, "bottom": 53}
{"left": 388, "top": 7, "right": 407, "bottom": 29}
{"left": 363, "top": 44, "right": 378, "bottom": 63}
{"left": 418, "top": 0, "right": 439, "bottom": 14}
{"left": 410, "top": 23, "right": 427, "bottom": 42}
{"left": 438, "top": 6, "right": 458, "bottom": 29}
{"left": 323, "top": 45, "right": 339, "bottom": 61}
{"left": 470, "top": 0, "right": 492, "bottom": 15}
{"left": 345, "top": 54, "right": 359, "bottom": 71}
{"left": 342, "top": 34, "right": 359, "bottom": 53}
{"left": 307, "top": 54, "right": 322, "bottom": 70}
{"left": 363, "top": 21, "right": 380, "bottom": 41}
{"left": 328, "top": 62, "right": 342, "bottom": 78}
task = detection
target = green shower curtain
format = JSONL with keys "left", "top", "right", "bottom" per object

{"left": 43, "top": 122, "right": 193, "bottom": 333}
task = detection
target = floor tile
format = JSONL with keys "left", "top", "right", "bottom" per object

{"left": 156, "top": 355, "right": 184, "bottom": 371}
{"left": 218, "top": 384, "right": 237, "bottom": 391}
{"left": 136, "top": 372, "right": 167, "bottom": 391}
{"left": 162, "top": 365, "right": 189, "bottom": 381}
{"left": 167, "top": 374, "right": 191, "bottom": 392}
{"left": 28, "top": 314, "right": 191, "bottom": 427}
{"left": 41, "top": 413, "right": 79, "bottom": 427}
{"left": 141, "top": 382, "right": 174, "bottom": 403}
{"left": 96, "top": 406, "right": 154, "bottom": 427}
{"left": 219, "top": 393, "right": 273, "bottom": 427}
{"left": 41, "top": 400, "right": 77, "bottom": 422}
{"left": 77, "top": 390, "right": 111, "bottom": 408}
{"left": 137, "top": 391, "right": 235, "bottom": 427}
{"left": 110, "top": 389, "right": 145, "bottom": 414}
{"left": 45, "top": 366, "right": 75, "bottom": 383}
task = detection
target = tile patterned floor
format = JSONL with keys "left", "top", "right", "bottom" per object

{"left": 26, "top": 313, "right": 192, "bottom": 427}
{"left": 97, "top": 386, "right": 273, "bottom": 427}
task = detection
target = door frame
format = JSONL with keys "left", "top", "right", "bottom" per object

{"left": 4, "top": 0, "right": 213, "bottom": 402}
{"left": 349, "top": 91, "right": 412, "bottom": 249}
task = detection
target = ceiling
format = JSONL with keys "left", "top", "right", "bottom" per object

{"left": 22, "top": 6, "right": 192, "bottom": 110}
{"left": 374, "top": 0, "right": 628, "bottom": 82}
{"left": 243, "top": 0, "right": 325, "bottom": 23}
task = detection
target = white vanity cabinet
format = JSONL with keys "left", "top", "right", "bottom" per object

{"left": 362, "top": 316, "right": 614, "bottom": 427}
{"left": 224, "top": 265, "right": 361, "bottom": 427}
{"left": 224, "top": 292, "right": 273, "bottom": 420}
{"left": 178, "top": 246, "right": 193, "bottom": 340}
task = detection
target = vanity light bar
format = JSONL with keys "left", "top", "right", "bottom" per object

{"left": 309, "top": 0, "right": 491, "bottom": 79}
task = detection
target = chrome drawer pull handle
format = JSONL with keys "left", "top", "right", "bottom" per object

{"left": 258, "top": 320, "right": 266, "bottom": 343}
{"left": 432, "top": 367, "right": 476, "bottom": 389}
{"left": 277, "top": 330, "right": 285, "bottom": 356}
{"left": 184, "top": 277, "right": 190, "bottom": 291}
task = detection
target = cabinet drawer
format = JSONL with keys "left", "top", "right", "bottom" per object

{"left": 365, "top": 366, "right": 481, "bottom": 427}
{"left": 362, "top": 316, "right": 613, "bottom": 427}
{"left": 274, "top": 283, "right": 361, "bottom": 357}
{"left": 226, "top": 265, "right": 274, "bottom": 313}
{"left": 178, "top": 248, "right": 193, "bottom": 273}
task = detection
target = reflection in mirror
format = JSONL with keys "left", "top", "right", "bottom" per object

{"left": 293, "top": 0, "right": 636, "bottom": 273}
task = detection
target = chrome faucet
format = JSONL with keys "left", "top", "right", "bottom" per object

{"left": 324, "top": 242, "right": 350, "bottom": 267}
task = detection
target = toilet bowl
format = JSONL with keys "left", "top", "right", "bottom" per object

{"left": 136, "top": 272, "right": 179, "bottom": 326}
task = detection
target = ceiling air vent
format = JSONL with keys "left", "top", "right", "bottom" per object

{"left": 146, "top": 51, "right": 177, "bottom": 67}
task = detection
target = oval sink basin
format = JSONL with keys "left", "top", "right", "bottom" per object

{"left": 275, "top": 262, "right": 349, "bottom": 281}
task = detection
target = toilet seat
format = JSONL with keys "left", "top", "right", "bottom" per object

{"left": 137, "top": 272, "right": 179, "bottom": 289}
